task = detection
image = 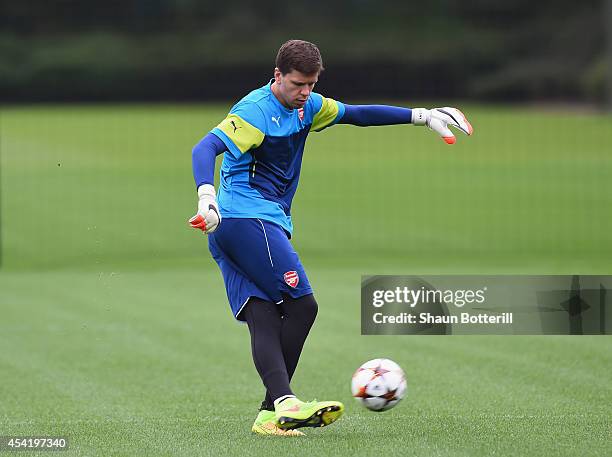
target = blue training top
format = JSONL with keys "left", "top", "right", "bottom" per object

{"left": 210, "top": 80, "right": 345, "bottom": 235}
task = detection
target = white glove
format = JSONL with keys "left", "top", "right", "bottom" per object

{"left": 412, "top": 107, "right": 473, "bottom": 144}
{"left": 188, "top": 184, "right": 221, "bottom": 234}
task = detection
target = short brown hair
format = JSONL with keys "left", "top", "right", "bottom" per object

{"left": 275, "top": 40, "right": 324, "bottom": 75}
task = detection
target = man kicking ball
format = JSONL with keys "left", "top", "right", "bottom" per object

{"left": 189, "top": 39, "right": 472, "bottom": 436}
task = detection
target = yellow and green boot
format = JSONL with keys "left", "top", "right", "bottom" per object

{"left": 252, "top": 409, "right": 305, "bottom": 436}
{"left": 275, "top": 397, "right": 344, "bottom": 430}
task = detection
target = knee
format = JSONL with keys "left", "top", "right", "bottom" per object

{"left": 284, "top": 293, "right": 318, "bottom": 323}
{"left": 301, "top": 294, "right": 318, "bottom": 321}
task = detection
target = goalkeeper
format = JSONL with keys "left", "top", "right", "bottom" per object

{"left": 189, "top": 40, "right": 472, "bottom": 436}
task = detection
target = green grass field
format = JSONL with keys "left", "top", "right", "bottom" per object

{"left": 1, "top": 104, "right": 611, "bottom": 456}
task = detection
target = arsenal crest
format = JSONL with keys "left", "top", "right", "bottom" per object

{"left": 298, "top": 108, "right": 304, "bottom": 121}
{"left": 284, "top": 270, "right": 299, "bottom": 288}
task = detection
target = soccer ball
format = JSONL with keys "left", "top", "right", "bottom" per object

{"left": 351, "top": 358, "right": 407, "bottom": 412}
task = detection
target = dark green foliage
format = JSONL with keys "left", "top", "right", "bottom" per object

{"left": 0, "top": 1, "right": 607, "bottom": 102}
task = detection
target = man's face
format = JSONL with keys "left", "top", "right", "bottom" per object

{"left": 273, "top": 68, "right": 318, "bottom": 109}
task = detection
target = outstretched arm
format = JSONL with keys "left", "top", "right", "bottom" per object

{"left": 339, "top": 104, "right": 413, "bottom": 126}
{"left": 338, "top": 104, "right": 473, "bottom": 144}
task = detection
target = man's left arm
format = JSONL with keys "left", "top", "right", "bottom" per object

{"left": 339, "top": 104, "right": 473, "bottom": 145}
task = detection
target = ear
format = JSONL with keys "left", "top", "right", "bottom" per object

{"left": 273, "top": 67, "right": 282, "bottom": 84}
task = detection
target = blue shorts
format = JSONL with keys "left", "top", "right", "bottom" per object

{"left": 208, "top": 218, "right": 313, "bottom": 321}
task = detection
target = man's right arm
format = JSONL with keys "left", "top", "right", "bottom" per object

{"left": 189, "top": 102, "right": 266, "bottom": 235}
{"left": 189, "top": 133, "right": 226, "bottom": 234}
{"left": 192, "top": 133, "right": 226, "bottom": 188}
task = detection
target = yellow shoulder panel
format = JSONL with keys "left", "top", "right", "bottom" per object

{"left": 216, "top": 114, "right": 264, "bottom": 153}
{"left": 312, "top": 97, "right": 340, "bottom": 132}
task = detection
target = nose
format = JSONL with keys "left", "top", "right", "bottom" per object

{"left": 300, "top": 87, "right": 311, "bottom": 98}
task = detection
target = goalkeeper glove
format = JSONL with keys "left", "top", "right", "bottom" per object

{"left": 188, "top": 184, "right": 221, "bottom": 234}
{"left": 412, "top": 107, "right": 473, "bottom": 144}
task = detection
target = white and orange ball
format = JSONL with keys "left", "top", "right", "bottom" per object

{"left": 351, "top": 358, "right": 407, "bottom": 412}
